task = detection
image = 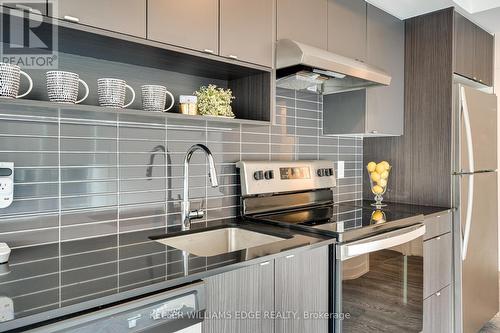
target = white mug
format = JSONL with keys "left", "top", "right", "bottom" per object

{"left": 46, "top": 71, "right": 89, "bottom": 104}
{"left": 0, "top": 63, "right": 33, "bottom": 98}
{"left": 97, "top": 78, "right": 135, "bottom": 108}
{"left": 141, "top": 85, "right": 175, "bottom": 112}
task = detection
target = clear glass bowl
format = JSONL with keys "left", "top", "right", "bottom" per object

{"left": 367, "top": 165, "right": 391, "bottom": 207}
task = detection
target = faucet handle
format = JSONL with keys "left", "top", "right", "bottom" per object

{"left": 188, "top": 209, "right": 204, "bottom": 220}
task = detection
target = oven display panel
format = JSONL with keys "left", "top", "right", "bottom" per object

{"left": 279, "top": 166, "right": 311, "bottom": 180}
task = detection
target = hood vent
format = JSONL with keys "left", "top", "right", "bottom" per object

{"left": 276, "top": 39, "right": 391, "bottom": 94}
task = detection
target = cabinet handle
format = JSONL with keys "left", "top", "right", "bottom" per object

{"left": 203, "top": 49, "right": 214, "bottom": 54}
{"left": 63, "top": 15, "right": 80, "bottom": 23}
{"left": 285, "top": 254, "right": 295, "bottom": 259}
{"left": 473, "top": 77, "right": 477, "bottom": 81}
{"left": 479, "top": 79, "right": 483, "bottom": 82}
{"left": 15, "top": 4, "right": 33, "bottom": 12}
{"left": 260, "top": 261, "right": 270, "bottom": 266}
{"left": 371, "top": 130, "right": 378, "bottom": 134}
{"left": 228, "top": 55, "right": 238, "bottom": 60}
{"left": 437, "top": 236, "right": 441, "bottom": 240}
{"left": 436, "top": 292, "right": 441, "bottom": 297}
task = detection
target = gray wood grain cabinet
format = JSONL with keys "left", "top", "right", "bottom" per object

{"left": 423, "top": 285, "right": 452, "bottom": 333}
{"left": 453, "top": 12, "right": 494, "bottom": 86}
{"left": 148, "top": 0, "right": 219, "bottom": 55}
{"left": 422, "top": 211, "right": 453, "bottom": 333}
{"left": 275, "top": 247, "right": 329, "bottom": 333}
{"left": 55, "top": 0, "right": 146, "bottom": 38}
{"left": 277, "top": 0, "right": 328, "bottom": 50}
{"left": 220, "top": 0, "right": 274, "bottom": 67}
{"left": 203, "top": 261, "right": 274, "bottom": 333}
{"left": 327, "top": 0, "right": 367, "bottom": 61}
{"left": 203, "top": 246, "right": 330, "bottom": 333}
{"left": 323, "top": 5, "right": 404, "bottom": 136}
{"left": 423, "top": 232, "right": 452, "bottom": 299}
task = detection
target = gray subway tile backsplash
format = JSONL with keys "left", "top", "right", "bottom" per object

{"left": 0, "top": 89, "right": 362, "bottom": 247}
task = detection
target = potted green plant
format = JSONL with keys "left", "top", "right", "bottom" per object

{"left": 194, "top": 84, "right": 235, "bottom": 118}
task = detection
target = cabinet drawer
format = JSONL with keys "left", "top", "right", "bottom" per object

{"left": 424, "top": 232, "right": 452, "bottom": 298}
{"left": 423, "top": 285, "right": 452, "bottom": 333}
{"left": 423, "top": 211, "right": 451, "bottom": 240}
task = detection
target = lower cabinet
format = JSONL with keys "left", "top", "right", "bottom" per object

{"left": 202, "top": 262, "right": 274, "bottom": 333}
{"left": 275, "top": 247, "right": 329, "bottom": 333}
{"left": 202, "top": 246, "right": 330, "bottom": 333}
{"left": 423, "top": 285, "right": 452, "bottom": 333}
{"left": 422, "top": 211, "right": 453, "bottom": 333}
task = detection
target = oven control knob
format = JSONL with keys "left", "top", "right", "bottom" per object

{"left": 317, "top": 169, "right": 325, "bottom": 177}
{"left": 253, "top": 170, "right": 264, "bottom": 181}
{"left": 328, "top": 168, "right": 334, "bottom": 176}
{"left": 264, "top": 170, "right": 274, "bottom": 180}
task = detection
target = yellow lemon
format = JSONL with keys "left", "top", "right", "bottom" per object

{"left": 381, "top": 161, "right": 390, "bottom": 170}
{"left": 370, "top": 172, "right": 381, "bottom": 182}
{"left": 367, "top": 161, "right": 377, "bottom": 173}
{"left": 372, "top": 210, "right": 384, "bottom": 221}
{"left": 380, "top": 170, "right": 389, "bottom": 179}
{"left": 372, "top": 185, "right": 384, "bottom": 194}
{"left": 378, "top": 178, "right": 387, "bottom": 187}
{"left": 375, "top": 163, "right": 386, "bottom": 174}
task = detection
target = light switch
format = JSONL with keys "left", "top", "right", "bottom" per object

{"left": 337, "top": 161, "right": 344, "bottom": 179}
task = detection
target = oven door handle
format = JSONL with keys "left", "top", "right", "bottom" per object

{"left": 337, "top": 224, "right": 426, "bottom": 261}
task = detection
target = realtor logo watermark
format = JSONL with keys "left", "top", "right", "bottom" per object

{"left": 0, "top": 0, "right": 58, "bottom": 68}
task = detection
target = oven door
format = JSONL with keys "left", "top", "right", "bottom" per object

{"left": 335, "top": 224, "right": 425, "bottom": 333}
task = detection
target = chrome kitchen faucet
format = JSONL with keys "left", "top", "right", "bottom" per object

{"left": 182, "top": 144, "right": 219, "bottom": 231}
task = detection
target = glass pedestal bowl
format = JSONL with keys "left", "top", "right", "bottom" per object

{"left": 367, "top": 164, "right": 391, "bottom": 207}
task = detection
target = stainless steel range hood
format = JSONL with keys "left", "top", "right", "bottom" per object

{"left": 276, "top": 39, "right": 391, "bottom": 94}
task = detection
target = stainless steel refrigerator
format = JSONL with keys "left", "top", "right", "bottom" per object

{"left": 453, "top": 78, "right": 499, "bottom": 333}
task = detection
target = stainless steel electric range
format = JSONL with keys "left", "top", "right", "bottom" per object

{"left": 237, "top": 160, "right": 425, "bottom": 333}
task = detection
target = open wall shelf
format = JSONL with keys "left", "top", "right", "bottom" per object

{"left": 1, "top": 9, "right": 272, "bottom": 122}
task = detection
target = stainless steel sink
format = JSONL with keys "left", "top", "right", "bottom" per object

{"left": 154, "top": 227, "right": 286, "bottom": 256}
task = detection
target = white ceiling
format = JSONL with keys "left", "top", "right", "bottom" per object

{"left": 366, "top": 0, "right": 500, "bottom": 32}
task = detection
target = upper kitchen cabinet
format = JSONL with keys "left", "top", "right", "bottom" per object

{"left": 55, "top": 0, "right": 146, "bottom": 38}
{"left": 327, "top": 0, "right": 367, "bottom": 61}
{"left": 323, "top": 4, "right": 404, "bottom": 136}
{"left": 220, "top": 0, "right": 274, "bottom": 67}
{"left": 148, "top": 0, "right": 219, "bottom": 54}
{"left": 365, "top": 4, "right": 404, "bottom": 136}
{"left": 277, "top": 0, "right": 328, "bottom": 50}
{"left": 454, "top": 12, "right": 494, "bottom": 86}
{"left": 473, "top": 24, "right": 494, "bottom": 86}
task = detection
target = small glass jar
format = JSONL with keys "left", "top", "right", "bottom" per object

{"left": 179, "top": 95, "right": 198, "bottom": 115}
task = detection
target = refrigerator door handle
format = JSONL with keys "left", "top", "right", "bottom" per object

{"left": 453, "top": 169, "right": 496, "bottom": 175}
{"left": 460, "top": 86, "right": 475, "bottom": 260}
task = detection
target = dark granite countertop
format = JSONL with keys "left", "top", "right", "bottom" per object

{"left": 0, "top": 217, "right": 335, "bottom": 332}
{"left": 356, "top": 200, "right": 452, "bottom": 217}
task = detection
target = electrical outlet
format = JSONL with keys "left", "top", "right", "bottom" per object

{"left": 0, "top": 163, "right": 14, "bottom": 209}
{"left": 337, "top": 161, "right": 345, "bottom": 179}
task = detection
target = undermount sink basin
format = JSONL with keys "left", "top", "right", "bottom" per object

{"left": 154, "top": 227, "right": 286, "bottom": 256}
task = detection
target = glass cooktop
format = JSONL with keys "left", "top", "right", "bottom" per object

{"left": 253, "top": 203, "right": 424, "bottom": 242}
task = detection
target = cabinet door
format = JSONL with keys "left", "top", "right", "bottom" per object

{"left": 277, "top": 0, "right": 327, "bottom": 50}
{"left": 474, "top": 25, "right": 494, "bottom": 86}
{"left": 327, "top": 0, "right": 367, "bottom": 61}
{"left": 203, "top": 262, "right": 274, "bottom": 333}
{"left": 275, "top": 247, "right": 329, "bottom": 333}
{"left": 365, "top": 4, "right": 404, "bottom": 136}
{"left": 56, "top": 0, "right": 146, "bottom": 38}
{"left": 423, "top": 285, "right": 452, "bottom": 333}
{"left": 148, "top": 0, "right": 218, "bottom": 54}
{"left": 423, "top": 232, "right": 452, "bottom": 299}
{"left": 220, "top": 0, "right": 274, "bottom": 67}
{"left": 454, "top": 12, "right": 475, "bottom": 80}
